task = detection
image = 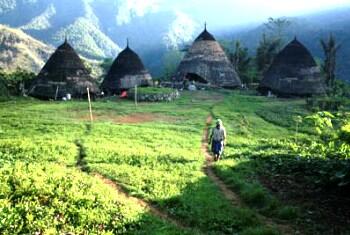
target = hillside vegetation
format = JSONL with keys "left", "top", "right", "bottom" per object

{"left": 0, "top": 24, "right": 53, "bottom": 73}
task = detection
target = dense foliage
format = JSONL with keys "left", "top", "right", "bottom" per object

{"left": 0, "top": 69, "right": 35, "bottom": 96}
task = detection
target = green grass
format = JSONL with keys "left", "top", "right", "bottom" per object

{"left": 0, "top": 162, "right": 183, "bottom": 234}
{"left": 0, "top": 90, "right": 348, "bottom": 234}
{"left": 211, "top": 94, "right": 305, "bottom": 218}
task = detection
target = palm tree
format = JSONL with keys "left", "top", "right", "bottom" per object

{"left": 229, "top": 41, "right": 252, "bottom": 84}
{"left": 320, "top": 34, "right": 341, "bottom": 89}
{"left": 256, "top": 34, "right": 281, "bottom": 75}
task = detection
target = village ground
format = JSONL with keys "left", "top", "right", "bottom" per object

{"left": 0, "top": 90, "right": 349, "bottom": 234}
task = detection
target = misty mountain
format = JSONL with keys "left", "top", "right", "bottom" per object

{"left": 0, "top": 1, "right": 349, "bottom": 82}
{"left": 0, "top": 0, "right": 198, "bottom": 55}
{"left": 0, "top": 0, "right": 200, "bottom": 76}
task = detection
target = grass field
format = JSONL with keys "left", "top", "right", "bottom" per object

{"left": 0, "top": 91, "right": 349, "bottom": 234}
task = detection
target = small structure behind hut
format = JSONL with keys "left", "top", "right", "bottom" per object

{"left": 259, "top": 38, "right": 326, "bottom": 97}
{"left": 101, "top": 42, "right": 152, "bottom": 95}
{"left": 174, "top": 25, "right": 241, "bottom": 89}
{"left": 0, "top": 77, "right": 9, "bottom": 98}
{"left": 28, "top": 39, "right": 99, "bottom": 100}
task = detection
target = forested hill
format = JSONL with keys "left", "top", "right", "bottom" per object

{"left": 0, "top": 0, "right": 197, "bottom": 59}
{"left": 0, "top": 24, "right": 53, "bottom": 73}
{"left": 220, "top": 7, "right": 350, "bottom": 82}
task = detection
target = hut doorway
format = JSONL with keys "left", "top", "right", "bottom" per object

{"left": 185, "top": 73, "right": 208, "bottom": 84}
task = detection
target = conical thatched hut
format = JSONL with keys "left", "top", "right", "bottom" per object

{"left": 174, "top": 26, "right": 241, "bottom": 88}
{"left": 28, "top": 40, "right": 99, "bottom": 100}
{"left": 259, "top": 38, "right": 326, "bottom": 97}
{"left": 101, "top": 43, "right": 152, "bottom": 95}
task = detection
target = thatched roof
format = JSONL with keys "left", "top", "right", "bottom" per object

{"left": 28, "top": 40, "right": 99, "bottom": 99}
{"left": 174, "top": 27, "right": 241, "bottom": 89}
{"left": 101, "top": 44, "right": 152, "bottom": 94}
{"left": 259, "top": 38, "right": 326, "bottom": 96}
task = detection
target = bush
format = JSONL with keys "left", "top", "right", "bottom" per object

{"left": 0, "top": 69, "right": 35, "bottom": 96}
{"left": 128, "top": 87, "right": 180, "bottom": 102}
{"left": 340, "top": 123, "right": 350, "bottom": 143}
{"left": 306, "top": 97, "right": 349, "bottom": 111}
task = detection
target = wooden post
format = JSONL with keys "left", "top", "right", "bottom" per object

{"left": 87, "top": 87, "right": 93, "bottom": 123}
{"left": 55, "top": 86, "right": 59, "bottom": 101}
{"left": 134, "top": 85, "right": 138, "bottom": 107}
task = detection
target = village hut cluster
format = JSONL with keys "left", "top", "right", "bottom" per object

{"left": 25, "top": 25, "right": 326, "bottom": 100}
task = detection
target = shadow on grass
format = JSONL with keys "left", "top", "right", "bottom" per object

{"left": 95, "top": 165, "right": 282, "bottom": 235}
{"left": 213, "top": 155, "right": 350, "bottom": 235}
{"left": 156, "top": 176, "right": 280, "bottom": 235}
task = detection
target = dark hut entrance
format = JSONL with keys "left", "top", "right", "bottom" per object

{"left": 185, "top": 73, "right": 208, "bottom": 84}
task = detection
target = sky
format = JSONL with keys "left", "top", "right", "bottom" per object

{"left": 116, "top": 0, "right": 350, "bottom": 27}
{"left": 184, "top": 0, "right": 350, "bottom": 27}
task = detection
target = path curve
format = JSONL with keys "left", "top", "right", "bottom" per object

{"left": 201, "top": 115, "right": 294, "bottom": 234}
{"left": 93, "top": 173, "right": 187, "bottom": 230}
{"left": 75, "top": 140, "right": 188, "bottom": 231}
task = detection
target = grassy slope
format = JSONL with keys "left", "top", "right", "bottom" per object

{"left": 0, "top": 98, "right": 186, "bottom": 234}
{"left": 0, "top": 92, "right": 283, "bottom": 234}
{"left": 211, "top": 92, "right": 350, "bottom": 234}
{"left": 0, "top": 91, "right": 347, "bottom": 234}
{"left": 212, "top": 93, "right": 302, "bottom": 218}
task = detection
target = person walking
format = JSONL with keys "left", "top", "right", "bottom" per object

{"left": 209, "top": 119, "right": 226, "bottom": 161}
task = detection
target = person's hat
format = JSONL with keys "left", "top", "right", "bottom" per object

{"left": 216, "top": 119, "right": 223, "bottom": 125}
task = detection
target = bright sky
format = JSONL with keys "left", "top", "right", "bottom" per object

{"left": 117, "top": 0, "right": 350, "bottom": 27}
{"left": 173, "top": 0, "right": 350, "bottom": 27}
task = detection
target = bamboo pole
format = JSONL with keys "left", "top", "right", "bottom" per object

{"left": 134, "top": 85, "right": 138, "bottom": 107}
{"left": 87, "top": 87, "right": 93, "bottom": 123}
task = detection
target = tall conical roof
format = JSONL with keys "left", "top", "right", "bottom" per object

{"left": 259, "top": 38, "right": 326, "bottom": 96}
{"left": 28, "top": 40, "right": 98, "bottom": 99}
{"left": 39, "top": 40, "right": 87, "bottom": 74}
{"left": 101, "top": 44, "right": 152, "bottom": 94}
{"left": 273, "top": 38, "right": 317, "bottom": 67}
{"left": 195, "top": 26, "right": 216, "bottom": 41}
{"left": 175, "top": 27, "right": 241, "bottom": 89}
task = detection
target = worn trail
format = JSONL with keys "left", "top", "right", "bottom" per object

{"left": 201, "top": 115, "right": 294, "bottom": 234}
{"left": 93, "top": 173, "right": 187, "bottom": 230}
{"left": 201, "top": 115, "right": 244, "bottom": 206}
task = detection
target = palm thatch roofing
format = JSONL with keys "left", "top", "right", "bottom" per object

{"left": 174, "top": 26, "right": 241, "bottom": 89}
{"left": 28, "top": 40, "right": 99, "bottom": 100}
{"left": 101, "top": 44, "right": 152, "bottom": 94}
{"left": 259, "top": 38, "right": 326, "bottom": 97}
